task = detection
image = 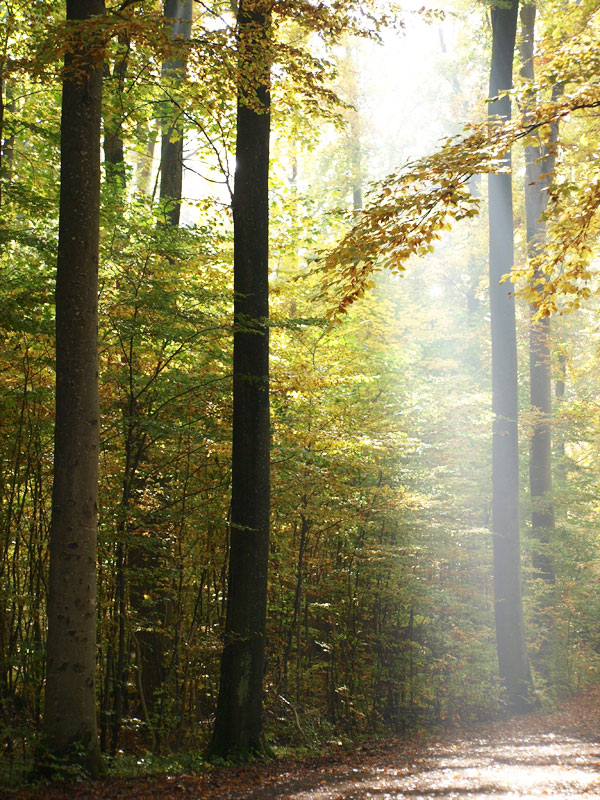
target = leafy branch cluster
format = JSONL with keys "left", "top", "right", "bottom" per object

{"left": 321, "top": 4, "right": 600, "bottom": 319}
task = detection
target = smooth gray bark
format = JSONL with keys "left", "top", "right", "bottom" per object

{"left": 520, "top": 1, "right": 560, "bottom": 681}
{"left": 520, "top": 3, "right": 557, "bottom": 585}
{"left": 488, "top": 0, "right": 534, "bottom": 711}
{"left": 159, "top": 0, "right": 192, "bottom": 226}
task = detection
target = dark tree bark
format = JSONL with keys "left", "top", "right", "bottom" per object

{"left": 43, "top": 0, "right": 104, "bottom": 775}
{"left": 208, "top": 0, "right": 271, "bottom": 758}
{"left": 488, "top": 0, "right": 534, "bottom": 712}
{"left": 520, "top": 3, "right": 557, "bottom": 585}
{"left": 159, "top": 0, "right": 192, "bottom": 227}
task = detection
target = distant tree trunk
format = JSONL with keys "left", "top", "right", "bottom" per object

{"left": 280, "top": 505, "right": 309, "bottom": 702}
{"left": 0, "top": 80, "right": 15, "bottom": 208}
{"left": 349, "top": 123, "right": 362, "bottom": 211}
{"left": 342, "top": 45, "right": 363, "bottom": 212}
{"left": 0, "top": 77, "right": 5, "bottom": 212}
{"left": 208, "top": 0, "right": 271, "bottom": 758}
{"left": 103, "top": 30, "right": 129, "bottom": 187}
{"left": 159, "top": 0, "right": 192, "bottom": 226}
{"left": 554, "top": 351, "right": 566, "bottom": 487}
{"left": 129, "top": 0, "right": 192, "bottom": 730}
{"left": 488, "top": 0, "right": 533, "bottom": 711}
{"left": 520, "top": 3, "right": 556, "bottom": 584}
{"left": 135, "top": 120, "right": 159, "bottom": 195}
{"left": 520, "top": 1, "right": 560, "bottom": 680}
{"left": 43, "top": 0, "right": 104, "bottom": 775}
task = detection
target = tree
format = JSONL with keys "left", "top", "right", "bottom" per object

{"left": 42, "top": 0, "right": 105, "bottom": 774}
{"left": 128, "top": 0, "right": 193, "bottom": 738}
{"left": 159, "top": 0, "right": 193, "bottom": 227}
{"left": 487, "top": 0, "right": 533, "bottom": 711}
{"left": 3, "top": 0, "right": 600, "bottom": 777}
{"left": 511, "top": 2, "right": 600, "bottom": 317}
{"left": 519, "top": 0, "right": 558, "bottom": 684}
{"left": 339, "top": 44, "right": 364, "bottom": 213}
{"left": 208, "top": 0, "right": 272, "bottom": 757}
{"left": 520, "top": 2, "right": 556, "bottom": 589}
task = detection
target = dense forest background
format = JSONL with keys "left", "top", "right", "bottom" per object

{"left": 1, "top": 0, "right": 600, "bottom": 783}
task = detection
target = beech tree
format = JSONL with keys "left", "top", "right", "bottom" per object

{"left": 520, "top": 3, "right": 557, "bottom": 590}
{"left": 487, "top": 0, "right": 533, "bottom": 711}
{"left": 129, "top": 0, "right": 194, "bottom": 733}
{"left": 208, "top": 0, "right": 272, "bottom": 756}
{"left": 159, "top": 0, "right": 193, "bottom": 227}
{"left": 43, "top": 0, "right": 105, "bottom": 774}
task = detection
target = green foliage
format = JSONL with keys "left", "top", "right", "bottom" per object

{"left": 321, "top": 2, "right": 600, "bottom": 318}
{"left": 1, "top": 0, "right": 600, "bottom": 786}
{"left": 106, "top": 748, "right": 210, "bottom": 777}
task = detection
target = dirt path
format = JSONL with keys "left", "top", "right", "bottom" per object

{"left": 11, "top": 688, "right": 600, "bottom": 799}
{"left": 238, "top": 729, "right": 600, "bottom": 799}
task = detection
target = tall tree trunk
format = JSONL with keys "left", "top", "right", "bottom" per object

{"left": 520, "top": 1, "right": 559, "bottom": 681}
{"left": 43, "top": 0, "right": 104, "bottom": 774}
{"left": 208, "top": 0, "right": 271, "bottom": 757}
{"left": 159, "top": 0, "right": 192, "bottom": 227}
{"left": 520, "top": 3, "right": 557, "bottom": 585}
{"left": 488, "top": 0, "right": 533, "bottom": 712}
{"left": 520, "top": 3, "right": 556, "bottom": 584}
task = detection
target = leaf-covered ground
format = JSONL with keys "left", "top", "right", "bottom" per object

{"left": 12, "top": 687, "right": 600, "bottom": 799}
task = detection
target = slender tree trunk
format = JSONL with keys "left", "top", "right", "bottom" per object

{"left": 346, "top": 50, "right": 362, "bottom": 213}
{"left": 488, "top": 0, "right": 533, "bottom": 712}
{"left": 0, "top": 79, "right": 15, "bottom": 208}
{"left": 528, "top": 330, "right": 555, "bottom": 576}
{"left": 101, "top": 44, "right": 132, "bottom": 752}
{"left": 43, "top": 0, "right": 104, "bottom": 774}
{"left": 103, "top": 31, "right": 129, "bottom": 187}
{"left": 208, "top": 0, "right": 271, "bottom": 757}
{"left": 0, "top": 76, "right": 5, "bottom": 212}
{"left": 135, "top": 121, "right": 159, "bottom": 195}
{"left": 159, "top": 0, "right": 192, "bottom": 227}
{"left": 341, "top": 45, "right": 363, "bottom": 212}
{"left": 520, "top": 3, "right": 556, "bottom": 584}
{"left": 126, "top": 1, "right": 193, "bottom": 732}
{"left": 554, "top": 351, "right": 566, "bottom": 487}
{"left": 281, "top": 507, "right": 309, "bottom": 702}
{"left": 111, "top": 540, "right": 127, "bottom": 753}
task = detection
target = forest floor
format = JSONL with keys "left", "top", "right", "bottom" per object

{"left": 9, "top": 687, "right": 600, "bottom": 800}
